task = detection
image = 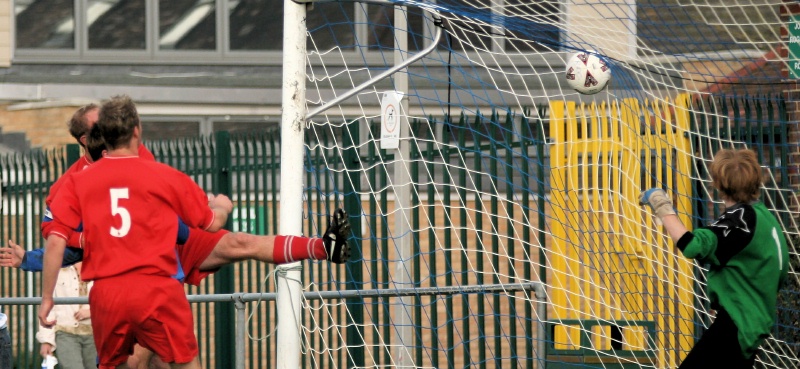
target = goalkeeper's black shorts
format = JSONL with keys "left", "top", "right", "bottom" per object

{"left": 678, "top": 309, "right": 757, "bottom": 369}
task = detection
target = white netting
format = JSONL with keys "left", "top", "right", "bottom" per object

{"left": 296, "top": 1, "right": 799, "bottom": 368}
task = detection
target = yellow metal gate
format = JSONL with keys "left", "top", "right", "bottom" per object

{"left": 547, "top": 95, "right": 696, "bottom": 368}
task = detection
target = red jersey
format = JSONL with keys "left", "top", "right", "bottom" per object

{"left": 46, "top": 155, "right": 91, "bottom": 207}
{"left": 48, "top": 155, "right": 214, "bottom": 281}
{"left": 42, "top": 144, "right": 156, "bottom": 240}
{"left": 47, "top": 145, "right": 154, "bottom": 206}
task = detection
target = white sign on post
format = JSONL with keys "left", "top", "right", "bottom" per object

{"left": 380, "top": 91, "right": 405, "bottom": 150}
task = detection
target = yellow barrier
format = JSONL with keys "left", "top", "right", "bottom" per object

{"left": 548, "top": 95, "right": 695, "bottom": 367}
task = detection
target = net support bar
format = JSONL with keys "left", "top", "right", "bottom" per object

{"left": 3, "top": 283, "right": 545, "bottom": 369}
{"left": 0, "top": 282, "right": 546, "bottom": 305}
{"left": 304, "top": 5, "right": 442, "bottom": 121}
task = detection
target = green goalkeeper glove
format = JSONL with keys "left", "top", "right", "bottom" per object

{"left": 639, "top": 188, "right": 676, "bottom": 219}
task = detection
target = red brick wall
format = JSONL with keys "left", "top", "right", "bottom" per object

{"left": 782, "top": 1, "right": 800, "bottom": 211}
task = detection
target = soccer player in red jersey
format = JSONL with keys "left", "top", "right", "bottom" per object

{"left": 6, "top": 101, "right": 350, "bottom": 368}
{"left": 42, "top": 103, "right": 155, "bottom": 248}
{"left": 45, "top": 103, "right": 155, "bottom": 207}
{"left": 38, "top": 96, "right": 351, "bottom": 368}
{"left": 41, "top": 96, "right": 231, "bottom": 369}
{"left": 75, "top": 106, "right": 353, "bottom": 282}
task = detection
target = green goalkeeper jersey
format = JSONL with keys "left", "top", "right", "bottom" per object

{"left": 676, "top": 201, "right": 789, "bottom": 358}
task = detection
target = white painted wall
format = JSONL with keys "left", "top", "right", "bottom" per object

{"left": 565, "top": 0, "right": 637, "bottom": 61}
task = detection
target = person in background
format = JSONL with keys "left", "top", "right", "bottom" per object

{"left": 0, "top": 307, "right": 11, "bottom": 369}
{"left": 36, "top": 262, "right": 96, "bottom": 369}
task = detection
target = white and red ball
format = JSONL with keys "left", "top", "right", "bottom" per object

{"left": 564, "top": 51, "right": 611, "bottom": 95}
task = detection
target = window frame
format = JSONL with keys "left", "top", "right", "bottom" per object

{"left": 13, "top": 0, "right": 563, "bottom": 66}
{"left": 14, "top": 0, "right": 279, "bottom": 64}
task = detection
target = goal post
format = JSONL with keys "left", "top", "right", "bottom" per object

{"left": 277, "top": 0, "right": 309, "bottom": 367}
{"left": 279, "top": 0, "right": 800, "bottom": 368}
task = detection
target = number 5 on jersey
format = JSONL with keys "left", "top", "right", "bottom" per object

{"left": 110, "top": 188, "right": 131, "bottom": 237}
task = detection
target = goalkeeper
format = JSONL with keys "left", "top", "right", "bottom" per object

{"left": 640, "top": 148, "right": 788, "bottom": 369}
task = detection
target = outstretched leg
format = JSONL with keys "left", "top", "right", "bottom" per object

{"left": 196, "top": 208, "right": 352, "bottom": 271}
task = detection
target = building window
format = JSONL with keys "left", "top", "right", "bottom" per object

{"left": 15, "top": 0, "right": 274, "bottom": 60}
{"left": 366, "top": 4, "right": 425, "bottom": 52}
{"left": 212, "top": 117, "right": 277, "bottom": 134}
{"left": 142, "top": 119, "right": 201, "bottom": 140}
{"left": 160, "top": 0, "right": 217, "bottom": 50}
{"left": 504, "top": 0, "right": 560, "bottom": 52}
{"left": 16, "top": 0, "right": 75, "bottom": 49}
{"left": 13, "top": 0, "right": 559, "bottom": 63}
{"left": 229, "top": 0, "right": 276, "bottom": 50}
{"left": 141, "top": 116, "right": 277, "bottom": 139}
{"left": 306, "top": 2, "right": 356, "bottom": 51}
{"left": 440, "top": 0, "right": 560, "bottom": 53}
{"left": 88, "top": 0, "right": 146, "bottom": 50}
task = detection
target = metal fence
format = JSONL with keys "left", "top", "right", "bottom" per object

{"left": 0, "top": 95, "right": 797, "bottom": 368}
{"left": 1, "top": 282, "right": 545, "bottom": 369}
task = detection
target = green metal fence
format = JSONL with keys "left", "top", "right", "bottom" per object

{"left": 0, "top": 145, "right": 77, "bottom": 369}
{"left": 0, "top": 95, "right": 797, "bottom": 368}
{"left": 148, "top": 130, "right": 284, "bottom": 369}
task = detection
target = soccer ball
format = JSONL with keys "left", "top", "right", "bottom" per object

{"left": 564, "top": 51, "right": 611, "bottom": 95}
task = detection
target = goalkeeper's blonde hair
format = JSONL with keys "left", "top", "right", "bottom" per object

{"left": 709, "top": 148, "right": 763, "bottom": 204}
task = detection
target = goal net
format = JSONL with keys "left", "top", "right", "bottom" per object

{"left": 293, "top": 0, "right": 800, "bottom": 368}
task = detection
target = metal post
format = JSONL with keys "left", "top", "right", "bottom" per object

{"left": 392, "top": 5, "right": 415, "bottom": 368}
{"left": 277, "top": 0, "right": 308, "bottom": 367}
{"left": 66, "top": 144, "right": 81, "bottom": 165}
{"left": 343, "top": 123, "right": 365, "bottom": 366}
{"left": 235, "top": 297, "right": 246, "bottom": 369}
{"left": 537, "top": 292, "right": 547, "bottom": 369}
{"left": 213, "top": 131, "right": 235, "bottom": 369}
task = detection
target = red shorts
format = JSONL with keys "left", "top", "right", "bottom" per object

{"left": 91, "top": 274, "right": 197, "bottom": 368}
{"left": 179, "top": 229, "right": 228, "bottom": 286}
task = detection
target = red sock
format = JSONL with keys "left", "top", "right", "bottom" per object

{"left": 273, "top": 235, "right": 326, "bottom": 263}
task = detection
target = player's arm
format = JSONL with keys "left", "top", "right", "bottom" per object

{"left": 640, "top": 188, "right": 688, "bottom": 242}
{"left": 42, "top": 205, "right": 84, "bottom": 246}
{"left": 7, "top": 212, "right": 84, "bottom": 270}
{"left": 40, "top": 234, "right": 66, "bottom": 328}
{"left": 35, "top": 316, "right": 57, "bottom": 356}
{"left": 40, "top": 175, "right": 82, "bottom": 328}
{"left": 659, "top": 215, "right": 689, "bottom": 243}
{"left": 0, "top": 241, "right": 84, "bottom": 272}
{"left": 681, "top": 204, "right": 755, "bottom": 267}
{"left": 14, "top": 217, "right": 188, "bottom": 273}
{"left": 177, "top": 217, "right": 189, "bottom": 244}
{"left": 206, "top": 194, "right": 233, "bottom": 232}
{"left": 169, "top": 168, "right": 232, "bottom": 231}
